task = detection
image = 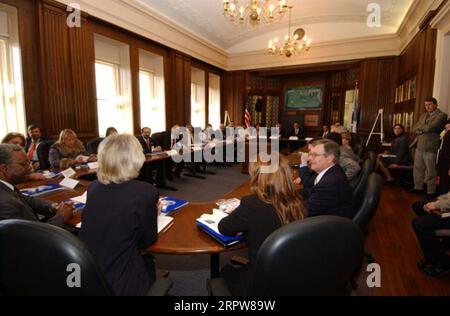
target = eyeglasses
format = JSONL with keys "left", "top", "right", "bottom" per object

{"left": 308, "top": 152, "right": 326, "bottom": 158}
{"left": 11, "top": 161, "right": 31, "bottom": 168}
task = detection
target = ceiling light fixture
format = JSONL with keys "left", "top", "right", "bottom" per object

{"left": 267, "top": 6, "right": 312, "bottom": 58}
{"left": 222, "top": 0, "right": 288, "bottom": 26}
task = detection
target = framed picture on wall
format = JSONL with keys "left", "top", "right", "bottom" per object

{"left": 285, "top": 86, "right": 323, "bottom": 110}
{"left": 304, "top": 114, "right": 320, "bottom": 127}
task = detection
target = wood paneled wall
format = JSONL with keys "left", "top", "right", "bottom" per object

{"left": 3, "top": 0, "right": 439, "bottom": 142}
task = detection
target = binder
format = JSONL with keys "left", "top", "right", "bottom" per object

{"left": 196, "top": 211, "right": 243, "bottom": 247}
{"left": 20, "top": 183, "right": 64, "bottom": 197}
{"left": 159, "top": 197, "right": 189, "bottom": 215}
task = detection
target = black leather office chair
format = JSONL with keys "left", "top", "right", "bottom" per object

{"left": 0, "top": 220, "right": 172, "bottom": 296}
{"left": 37, "top": 140, "right": 54, "bottom": 170}
{"left": 208, "top": 216, "right": 364, "bottom": 296}
{"left": 86, "top": 137, "right": 104, "bottom": 155}
{"left": 351, "top": 158, "right": 372, "bottom": 201}
{"left": 353, "top": 173, "right": 382, "bottom": 232}
{"left": 366, "top": 151, "right": 377, "bottom": 173}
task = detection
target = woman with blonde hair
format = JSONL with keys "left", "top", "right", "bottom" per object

{"left": 79, "top": 134, "right": 159, "bottom": 296}
{"left": 49, "top": 129, "right": 96, "bottom": 169}
{"left": 218, "top": 154, "right": 306, "bottom": 295}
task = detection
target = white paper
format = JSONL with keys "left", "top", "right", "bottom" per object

{"left": 165, "top": 149, "right": 179, "bottom": 156}
{"left": 61, "top": 168, "right": 76, "bottom": 179}
{"left": 87, "top": 162, "right": 98, "bottom": 169}
{"left": 305, "top": 137, "right": 313, "bottom": 142}
{"left": 289, "top": 136, "right": 299, "bottom": 140}
{"left": 75, "top": 222, "right": 82, "bottom": 229}
{"left": 60, "top": 177, "right": 79, "bottom": 189}
{"left": 71, "top": 191, "right": 87, "bottom": 204}
{"left": 441, "top": 212, "right": 450, "bottom": 218}
{"left": 158, "top": 215, "right": 174, "bottom": 233}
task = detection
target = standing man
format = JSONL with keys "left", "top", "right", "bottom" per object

{"left": 25, "top": 125, "right": 49, "bottom": 170}
{"left": 412, "top": 98, "right": 448, "bottom": 199}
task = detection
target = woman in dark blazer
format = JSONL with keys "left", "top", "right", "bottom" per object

{"left": 79, "top": 134, "right": 158, "bottom": 296}
{"left": 377, "top": 124, "right": 411, "bottom": 182}
{"left": 218, "top": 154, "right": 306, "bottom": 295}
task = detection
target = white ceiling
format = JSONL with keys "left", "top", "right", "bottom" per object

{"left": 138, "top": 0, "right": 414, "bottom": 53}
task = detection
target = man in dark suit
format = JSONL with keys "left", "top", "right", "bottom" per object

{"left": 289, "top": 121, "right": 304, "bottom": 138}
{"left": 136, "top": 127, "right": 165, "bottom": 187}
{"left": 25, "top": 124, "right": 50, "bottom": 170}
{"left": 299, "top": 139, "right": 354, "bottom": 218}
{"left": 0, "top": 144, "right": 74, "bottom": 227}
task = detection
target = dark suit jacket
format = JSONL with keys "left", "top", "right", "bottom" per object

{"left": 299, "top": 164, "right": 355, "bottom": 218}
{"left": 289, "top": 127, "right": 304, "bottom": 138}
{"left": 79, "top": 180, "right": 158, "bottom": 296}
{"left": 219, "top": 195, "right": 282, "bottom": 264}
{"left": 0, "top": 182, "right": 63, "bottom": 226}
{"left": 218, "top": 194, "right": 282, "bottom": 295}
{"left": 136, "top": 135, "right": 160, "bottom": 154}
{"left": 25, "top": 137, "right": 50, "bottom": 153}
{"left": 389, "top": 134, "right": 411, "bottom": 165}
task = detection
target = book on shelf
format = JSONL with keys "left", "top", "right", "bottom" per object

{"left": 20, "top": 183, "right": 64, "bottom": 197}
{"left": 159, "top": 197, "right": 189, "bottom": 215}
{"left": 196, "top": 209, "right": 244, "bottom": 247}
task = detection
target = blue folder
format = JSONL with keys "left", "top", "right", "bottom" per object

{"left": 20, "top": 183, "right": 63, "bottom": 197}
{"left": 196, "top": 220, "right": 243, "bottom": 247}
{"left": 160, "top": 197, "right": 189, "bottom": 215}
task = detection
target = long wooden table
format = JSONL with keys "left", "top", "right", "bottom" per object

{"left": 18, "top": 143, "right": 308, "bottom": 278}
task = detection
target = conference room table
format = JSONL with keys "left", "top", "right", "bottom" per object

{"left": 17, "top": 143, "right": 309, "bottom": 278}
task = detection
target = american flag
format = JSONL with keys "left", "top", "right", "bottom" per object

{"left": 244, "top": 105, "right": 251, "bottom": 128}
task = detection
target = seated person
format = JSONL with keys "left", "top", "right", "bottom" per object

{"left": 411, "top": 190, "right": 450, "bottom": 278}
{"left": 309, "top": 135, "right": 360, "bottom": 182}
{"left": 2, "top": 133, "right": 45, "bottom": 181}
{"left": 218, "top": 154, "right": 306, "bottom": 295}
{"left": 49, "top": 129, "right": 96, "bottom": 169}
{"left": 322, "top": 124, "right": 330, "bottom": 138}
{"left": 376, "top": 124, "right": 411, "bottom": 183}
{"left": 341, "top": 132, "right": 360, "bottom": 163}
{"left": 299, "top": 139, "right": 354, "bottom": 218}
{"left": 0, "top": 144, "right": 74, "bottom": 226}
{"left": 79, "top": 134, "right": 159, "bottom": 296}
{"left": 2, "top": 132, "right": 26, "bottom": 146}
{"left": 25, "top": 125, "right": 49, "bottom": 170}
{"left": 136, "top": 127, "right": 164, "bottom": 186}
{"left": 105, "top": 127, "right": 118, "bottom": 137}
{"left": 325, "top": 123, "right": 343, "bottom": 145}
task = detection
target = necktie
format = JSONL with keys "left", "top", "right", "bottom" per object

{"left": 145, "top": 138, "right": 150, "bottom": 150}
{"left": 27, "top": 142, "right": 37, "bottom": 160}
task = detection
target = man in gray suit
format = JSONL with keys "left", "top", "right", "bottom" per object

{"left": 0, "top": 144, "right": 73, "bottom": 226}
{"left": 412, "top": 98, "right": 448, "bottom": 198}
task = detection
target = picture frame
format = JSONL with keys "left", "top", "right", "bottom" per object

{"left": 304, "top": 114, "right": 320, "bottom": 127}
{"left": 285, "top": 86, "right": 323, "bottom": 110}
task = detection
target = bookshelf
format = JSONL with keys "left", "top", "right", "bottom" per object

{"left": 393, "top": 76, "right": 416, "bottom": 132}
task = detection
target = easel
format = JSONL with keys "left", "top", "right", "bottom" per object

{"left": 365, "top": 108, "right": 384, "bottom": 147}
{"left": 223, "top": 111, "right": 231, "bottom": 126}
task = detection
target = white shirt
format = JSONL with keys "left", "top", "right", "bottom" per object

{"left": 0, "top": 179, "right": 14, "bottom": 191}
{"left": 314, "top": 164, "right": 335, "bottom": 186}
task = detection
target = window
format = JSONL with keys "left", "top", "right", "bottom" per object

{"left": 0, "top": 4, "right": 26, "bottom": 139}
{"left": 139, "top": 50, "right": 165, "bottom": 132}
{"left": 208, "top": 73, "right": 221, "bottom": 130}
{"left": 191, "top": 67, "right": 205, "bottom": 128}
{"left": 94, "top": 34, "right": 133, "bottom": 136}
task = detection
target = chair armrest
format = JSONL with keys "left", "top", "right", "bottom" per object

{"left": 231, "top": 255, "right": 249, "bottom": 266}
{"left": 146, "top": 277, "right": 173, "bottom": 296}
{"left": 207, "top": 278, "right": 232, "bottom": 296}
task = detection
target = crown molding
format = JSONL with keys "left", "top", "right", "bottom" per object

{"left": 227, "top": 35, "right": 400, "bottom": 70}
{"left": 430, "top": 0, "right": 450, "bottom": 30}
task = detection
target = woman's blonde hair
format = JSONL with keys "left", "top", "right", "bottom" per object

{"left": 97, "top": 134, "right": 145, "bottom": 185}
{"left": 249, "top": 154, "right": 306, "bottom": 224}
{"left": 56, "top": 129, "right": 85, "bottom": 155}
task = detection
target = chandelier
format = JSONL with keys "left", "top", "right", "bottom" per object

{"left": 267, "top": 6, "right": 312, "bottom": 57}
{"left": 222, "top": 0, "right": 289, "bottom": 26}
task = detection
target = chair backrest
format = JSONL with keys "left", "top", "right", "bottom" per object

{"left": 37, "top": 140, "right": 55, "bottom": 170}
{"left": 0, "top": 219, "right": 112, "bottom": 296}
{"left": 248, "top": 216, "right": 364, "bottom": 296}
{"left": 151, "top": 131, "right": 171, "bottom": 150}
{"left": 86, "top": 137, "right": 104, "bottom": 155}
{"left": 352, "top": 158, "right": 372, "bottom": 200}
{"left": 365, "top": 151, "right": 377, "bottom": 173}
{"left": 353, "top": 173, "right": 382, "bottom": 231}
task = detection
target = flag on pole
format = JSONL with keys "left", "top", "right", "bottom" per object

{"left": 244, "top": 105, "right": 251, "bottom": 129}
{"left": 351, "top": 82, "right": 360, "bottom": 133}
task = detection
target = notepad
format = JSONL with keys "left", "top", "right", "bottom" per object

{"left": 159, "top": 197, "right": 189, "bottom": 215}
